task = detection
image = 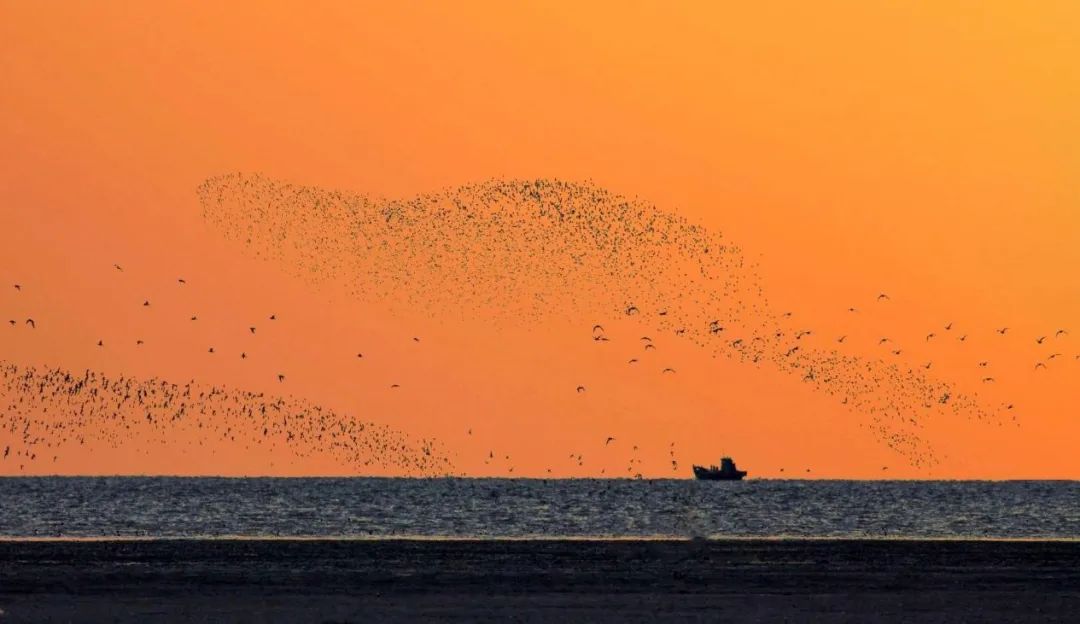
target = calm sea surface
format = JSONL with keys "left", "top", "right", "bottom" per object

{"left": 0, "top": 478, "right": 1076, "bottom": 540}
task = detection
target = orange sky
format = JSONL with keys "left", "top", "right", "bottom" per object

{"left": 1, "top": 1, "right": 1078, "bottom": 478}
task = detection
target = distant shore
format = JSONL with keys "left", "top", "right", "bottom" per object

{"left": 1, "top": 538, "right": 1078, "bottom": 623}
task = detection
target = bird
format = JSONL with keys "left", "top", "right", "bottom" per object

{"left": 1055, "top": 329, "right": 1068, "bottom": 338}
{"left": 1036, "top": 336, "right": 1047, "bottom": 344}
{"left": 142, "top": 300, "right": 150, "bottom": 307}
{"left": 925, "top": 333, "right": 935, "bottom": 341}
{"left": 592, "top": 324, "right": 604, "bottom": 334}
{"left": 240, "top": 352, "right": 247, "bottom": 359}
{"left": 177, "top": 278, "right": 186, "bottom": 285}
{"left": 277, "top": 374, "right": 286, "bottom": 382}
{"left": 837, "top": 336, "right": 846, "bottom": 343}
{"left": 190, "top": 315, "right": 198, "bottom": 321}
{"left": 1034, "top": 362, "right": 1047, "bottom": 370}
{"left": 982, "top": 377, "right": 995, "bottom": 383}
{"left": 576, "top": 385, "right": 586, "bottom": 393}
{"left": 661, "top": 368, "right": 676, "bottom": 374}
{"left": 877, "top": 293, "right": 890, "bottom": 301}
{"left": 605, "top": 437, "right": 615, "bottom": 445}
{"left": 113, "top": 264, "right": 123, "bottom": 272}
{"left": 944, "top": 322, "right": 953, "bottom": 331}
{"left": 249, "top": 327, "right": 256, "bottom": 334}
{"left": 24, "top": 319, "right": 35, "bottom": 329}
{"left": 269, "top": 315, "right": 277, "bottom": 320}
{"left": 996, "top": 327, "right": 1009, "bottom": 335}
{"left": 13, "top": 284, "right": 21, "bottom": 291}
{"left": 628, "top": 358, "right": 638, "bottom": 364}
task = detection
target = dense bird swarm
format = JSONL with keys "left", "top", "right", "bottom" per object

{"left": 197, "top": 174, "right": 1020, "bottom": 469}
{"left": 0, "top": 362, "right": 450, "bottom": 475}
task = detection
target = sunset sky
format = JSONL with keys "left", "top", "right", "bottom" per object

{"left": 2, "top": 1, "right": 1078, "bottom": 478}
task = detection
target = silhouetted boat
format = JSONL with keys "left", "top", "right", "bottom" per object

{"left": 693, "top": 457, "right": 747, "bottom": 480}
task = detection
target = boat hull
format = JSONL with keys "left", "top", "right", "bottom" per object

{"left": 692, "top": 465, "right": 747, "bottom": 480}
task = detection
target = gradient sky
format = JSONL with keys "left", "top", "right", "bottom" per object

{"left": 2, "top": 1, "right": 1078, "bottom": 478}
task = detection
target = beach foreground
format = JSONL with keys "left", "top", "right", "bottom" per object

{"left": 1, "top": 539, "right": 1078, "bottom": 623}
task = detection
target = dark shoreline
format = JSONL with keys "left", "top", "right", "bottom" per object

{"left": 2, "top": 538, "right": 1078, "bottom": 622}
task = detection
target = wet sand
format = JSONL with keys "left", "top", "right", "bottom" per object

{"left": 1, "top": 539, "right": 1078, "bottom": 622}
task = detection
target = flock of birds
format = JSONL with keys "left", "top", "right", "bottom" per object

{"left": 196, "top": 173, "right": 1070, "bottom": 470}
{"left": 0, "top": 359, "right": 449, "bottom": 474}
{"left": 4, "top": 266, "right": 451, "bottom": 475}
{"left": 1, "top": 173, "right": 1069, "bottom": 475}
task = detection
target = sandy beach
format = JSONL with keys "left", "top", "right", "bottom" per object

{"left": 1, "top": 538, "right": 1077, "bottom": 622}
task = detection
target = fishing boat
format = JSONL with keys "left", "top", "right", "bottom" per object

{"left": 692, "top": 457, "right": 747, "bottom": 480}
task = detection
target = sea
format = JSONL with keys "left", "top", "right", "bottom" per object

{"left": 0, "top": 478, "right": 1076, "bottom": 540}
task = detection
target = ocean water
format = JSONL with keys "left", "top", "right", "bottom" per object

{"left": 0, "top": 478, "right": 1076, "bottom": 540}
